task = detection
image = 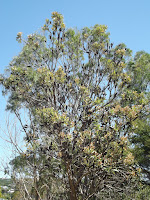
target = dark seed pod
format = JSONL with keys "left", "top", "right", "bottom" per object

{"left": 40, "top": 147, "right": 43, "bottom": 151}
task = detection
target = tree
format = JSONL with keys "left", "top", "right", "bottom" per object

{"left": 0, "top": 12, "right": 148, "bottom": 199}
{"left": 127, "top": 51, "right": 150, "bottom": 184}
{"left": 127, "top": 51, "right": 150, "bottom": 93}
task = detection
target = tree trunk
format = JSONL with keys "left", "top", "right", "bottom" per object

{"left": 35, "top": 192, "right": 40, "bottom": 200}
{"left": 66, "top": 161, "right": 78, "bottom": 200}
{"left": 34, "top": 166, "right": 40, "bottom": 200}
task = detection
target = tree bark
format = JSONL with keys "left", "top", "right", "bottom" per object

{"left": 66, "top": 161, "right": 78, "bottom": 200}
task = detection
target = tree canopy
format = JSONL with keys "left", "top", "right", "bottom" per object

{"left": 0, "top": 12, "right": 150, "bottom": 200}
{"left": 127, "top": 51, "right": 150, "bottom": 184}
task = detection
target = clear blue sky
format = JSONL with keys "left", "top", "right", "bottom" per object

{"left": 0, "top": 0, "right": 150, "bottom": 177}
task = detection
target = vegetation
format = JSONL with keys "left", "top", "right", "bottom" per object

{"left": 0, "top": 179, "right": 12, "bottom": 187}
{"left": 0, "top": 178, "right": 13, "bottom": 199}
{"left": 127, "top": 51, "right": 150, "bottom": 183}
{"left": 0, "top": 12, "right": 149, "bottom": 199}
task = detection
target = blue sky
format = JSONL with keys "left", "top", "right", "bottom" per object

{"left": 0, "top": 0, "right": 150, "bottom": 177}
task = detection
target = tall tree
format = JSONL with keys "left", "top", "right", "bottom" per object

{"left": 0, "top": 12, "right": 148, "bottom": 199}
{"left": 127, "top": 51, "right": 150, "bottom": 183}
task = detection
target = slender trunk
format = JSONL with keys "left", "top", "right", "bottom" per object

{"left": 66, "top": 161, "right": 78, "bottom": 200}
{"left": 33, "top": 154, "right": 40, "bottom": 200}
{"left": 34, "top": 171, "right": 40, "bottom": 200}
{"left": 35, "top": 192, "right": 40, "bottom": 200}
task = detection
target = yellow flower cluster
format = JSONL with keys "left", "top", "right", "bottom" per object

{"left": 55, "top": 67, "right": 66, "bottom": 83}
{"left": 124, "top": 152, "right": 134, "bottom": 165}
{"left": 116, "top": 49, "right": 126, "bottom": 55}
{"left": 17, "top": 32, "right": 22, "bottom": 37}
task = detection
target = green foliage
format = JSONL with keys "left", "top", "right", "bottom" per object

{"left": 1, "top": 12, "right": 149, "bottom": 200}
{"left": 0, "top": 179, "right": 12, "bottom": 187}
{"left": 0, "top": 179, "right": 13, "bottom": 199}
{"left": 126, "top": 51, "right": 150, "bottom": 184}
{"left": 11, "top": 191, "right": 22, "bottom": 200}
{"left": 131, "top": 119, "right": 150, "bottom": 166}
{"left": 0, "top": 187, "right": 2, "bottom": 198}
{"left": 127, "top": 51, "right": 150, "bottom": 93}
